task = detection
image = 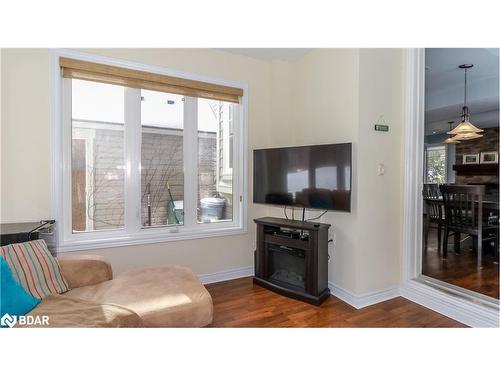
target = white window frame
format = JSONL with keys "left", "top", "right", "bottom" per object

{"left": 50, "top": 49, "right": 248, "bottom": 252}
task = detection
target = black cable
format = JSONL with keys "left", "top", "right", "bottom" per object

{"left": 306, "top": 210, "right": 328, "bottom": 221}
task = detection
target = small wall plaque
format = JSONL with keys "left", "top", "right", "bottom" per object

{"left": 374, "top": 124, "right": 389, "bottom": 132}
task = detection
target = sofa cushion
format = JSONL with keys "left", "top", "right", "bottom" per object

{"left": 64, "top": 265, "right": 213, "bottom": 327}
{"left": 57, "top": 255, "right": 113, "bottom": 289}
{"left": 1, "top": 240, "right": 69, "bottom": 299}
{"left": 1, "top": 257, "right": 40, "bottom": 321}
{"left": 19, "top": 294, "right": 143, "bottom": 328}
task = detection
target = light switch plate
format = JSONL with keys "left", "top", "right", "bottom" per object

{"left": 377, "top": 163, "right": 385, "bottom": 176}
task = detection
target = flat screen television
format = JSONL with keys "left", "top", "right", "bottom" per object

{"left": 253, "top": 143, "right": 352, "bottom": 212}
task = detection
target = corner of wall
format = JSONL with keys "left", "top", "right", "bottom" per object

{"left": 355, "top": 48, "right": 405, "bottom": 295}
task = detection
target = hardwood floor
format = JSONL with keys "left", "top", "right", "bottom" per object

{"left": 422, "top": 228, "right": 499, "bottom": 299}
{"left": 205, "top": 277, "right": 466, "bottom": 328}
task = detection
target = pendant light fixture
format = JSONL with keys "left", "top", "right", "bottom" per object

{"left": 443, "top": 121, "right": 461, "bottom": 144}
{"left": 451, "top": 131, "right": 483, "bottom": 141}
{"left": 447, "top": 64, "right": 483, "bottom": 138}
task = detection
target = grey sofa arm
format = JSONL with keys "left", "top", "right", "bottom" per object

{"left": 57, "top": 254, "right": 113, "bottom": 289}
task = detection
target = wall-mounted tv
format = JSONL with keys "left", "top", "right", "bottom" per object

{"left": 253, "top": 143, "right": 352, "bottom": 212}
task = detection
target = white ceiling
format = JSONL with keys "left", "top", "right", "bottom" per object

{"left": 425, "top": 48, "right": 499, "bottom": 135}
{"left": 219, "top": 48, "right": 313, "bottom": 61}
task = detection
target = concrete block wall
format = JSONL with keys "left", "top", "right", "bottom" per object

{"left": 74, "top": 123, "right": 224, "bottom": 230}
{"left": 92, "top": 128, "right": 126, "bottom": 230}
{"left": 140, "top": 128, "right": 185, "bottom": 226}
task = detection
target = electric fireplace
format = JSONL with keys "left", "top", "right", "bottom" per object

{"left": 253, "top": 217, "right": 330, "bottom": 305}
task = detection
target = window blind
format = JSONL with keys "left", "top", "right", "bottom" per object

{"left": 60, "top": 57, "right": 243, "bottom": 103}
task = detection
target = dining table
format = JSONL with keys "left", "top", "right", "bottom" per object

{"left": 423, "top": 195, "right": 499, "bottom": 253}
{"left": 425, "top": 196, "right": 499, "bottom": 212}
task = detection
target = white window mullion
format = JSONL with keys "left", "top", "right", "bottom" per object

{"left": 183, "top": 96, "right": 198, "bottom": 229}
{"left": 124, "top": 88, "right": 142, "bottom": 234}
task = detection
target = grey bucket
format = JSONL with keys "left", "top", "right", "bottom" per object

{"left": 200, "top": 197, "right": 225, "bottom": 221}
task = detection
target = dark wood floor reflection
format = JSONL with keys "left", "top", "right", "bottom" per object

{"left": 422, "top": 229, "right": 499, "bottom": 299}
{"left": 205, "top": 277, "right": 465, "bottom": 327}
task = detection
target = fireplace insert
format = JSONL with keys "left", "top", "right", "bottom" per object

{"left": 268, "top": 244, "right": 306, "bottom": 291}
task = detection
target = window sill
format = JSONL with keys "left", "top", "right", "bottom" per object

{"left": 56, "top": 225, "right": 247, "bottom": 253}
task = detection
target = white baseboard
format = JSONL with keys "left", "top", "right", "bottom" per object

{"left": 198, "top": 266, "right": 254, "bottom": 285}
{"left": 328, "top": 282, "right": 400, "bottom": 309}
{"left": 400, "top": 280, "right": 499, "bottom": 328}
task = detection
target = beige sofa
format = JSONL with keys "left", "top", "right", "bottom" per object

{"left": 27, "top": 255, "right": 213, "bottom": 328}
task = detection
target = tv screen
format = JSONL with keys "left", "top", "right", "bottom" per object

{"left": 253, "top": 143, "right": 352, "bottom": 212}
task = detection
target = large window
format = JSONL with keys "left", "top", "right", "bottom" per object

{"left": 424, "top": 145, "right": 447, "bottom": 184}
{"left": 58, "top": 54, "right": 246, "bottom": 249}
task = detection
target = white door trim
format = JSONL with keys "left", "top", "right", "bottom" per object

{"left": 401, "top": 48, "right": 499, "bottom": 328}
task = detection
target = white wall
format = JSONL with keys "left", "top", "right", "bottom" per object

{"left": 356, "top": 49, "right": 404, "bottom": 294}
{"left": 1, "top": 48, "right": 405, "bottom": 295}
{"left": 1, "top": 49, "right": 51, "bottom": 222}
{"left": 287, "top": 49, "right": 361, "bottom": 292}
{"left": 0, "top": 49, "right": 2, "bottom": 216}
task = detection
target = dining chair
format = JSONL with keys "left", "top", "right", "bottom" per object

{"left": 439, "top": 184, "right": 498, "bottom": 269}
{"left": 422, "top": 184, "right": 444, "bottom": 253}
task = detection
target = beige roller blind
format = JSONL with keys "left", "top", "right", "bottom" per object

{"left": 60, "top": 57, "right": 243, "bottom": 103}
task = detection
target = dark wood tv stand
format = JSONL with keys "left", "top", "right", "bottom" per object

{"left": 253, "top": 217, "right": 330, "bottom": 305}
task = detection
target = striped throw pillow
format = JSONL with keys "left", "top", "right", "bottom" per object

{"left": 0, "top": 240, "right": 69, "bottom": 299}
